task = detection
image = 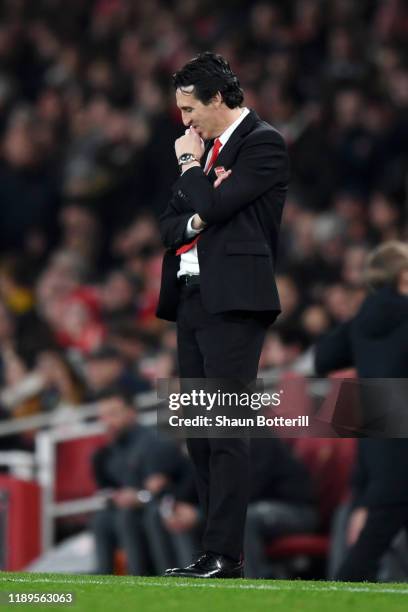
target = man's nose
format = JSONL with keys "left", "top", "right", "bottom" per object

{"left": 182, "top": 115, "right": 192, "bottom": 127}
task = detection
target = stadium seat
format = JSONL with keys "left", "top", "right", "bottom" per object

{"left": 265, "top": 438, "right": 357, "bottom": 570}
{"left": 55, "top": 434, "right": 107, "bottom": 501}
{"left": 0, "top": 476, "right": 41, "bottom": 570}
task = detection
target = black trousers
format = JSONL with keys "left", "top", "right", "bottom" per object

{"left": 336, "top": 505, "right": 408, "bottom": 582}
{"left": 176, "top": 284, "right": 272, "bottom": 561}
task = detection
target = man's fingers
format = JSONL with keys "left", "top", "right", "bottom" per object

{"left": 175, "top": 127, "right": 205, "bottom": 158}
{"left": 214, "top": 169, "right": 232, "bottom": 188}
{"left": 188, "top": 127, "right": 204, "bottom": 146}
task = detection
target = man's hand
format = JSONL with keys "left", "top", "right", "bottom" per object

{"left": 214, "top": 168, "right": 232, "bottom": 188}
{"left": 347, "top": 507, "right": 368, "bottom": 546}
{"left": 163, "top": 502, "right": 199, "bottom": 533}
{"left": 175, "top": 126, "right": 204, "bottom": 160}
{"left": 112, "top": 487, "right": 141, "bottom": 509}
{"left": 144, "top": 473, "right": 169, "bottom": 495}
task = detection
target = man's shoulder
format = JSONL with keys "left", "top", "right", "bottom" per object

{"left": 128, "top": 423, "right": 154, "bottom": 438}
{"left": 245, "top": 114, "right": 286, "bottom": 147}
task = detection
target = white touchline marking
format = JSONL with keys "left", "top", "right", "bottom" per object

{"left": 0, "top": 575, "right": 407, "bottom": 595}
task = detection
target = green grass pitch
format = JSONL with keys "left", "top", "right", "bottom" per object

{"left": 0, "top": 572, "right": 407, "bottom": 612}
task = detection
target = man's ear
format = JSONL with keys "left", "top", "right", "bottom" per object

{"left": 211, "top": 92, "right": 223, "bottom": 108}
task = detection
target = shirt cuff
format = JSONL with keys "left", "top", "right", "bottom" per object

{"left": 185, "top": 215, "right": 204, "bottom": 238}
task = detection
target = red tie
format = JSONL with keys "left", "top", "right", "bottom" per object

{"left": 204, "top": 137, "right": 222, "bottom": 174}
{"left": 176, "top": 138, "right": 222, "bottom": 255}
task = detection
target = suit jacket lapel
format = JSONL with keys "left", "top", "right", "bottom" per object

{"left": 206, "top": 109, "right": 258, "bottom": 179}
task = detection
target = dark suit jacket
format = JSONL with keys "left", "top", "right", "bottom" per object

{"left": 315, "top": 287, "right": 408, "bottom": 506}
{"left": 156, "top": 110, "right": 290, "bottom": 322}
{"left": 250, "top": 438, "right": 314, "bottom": 505}
{"left": 350, "top": 438, "right": 408, "bottom": 508}
{"left": 315, "top": 286, "right": 408, "bottom": 378}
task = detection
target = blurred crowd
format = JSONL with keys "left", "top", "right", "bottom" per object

{"left": 0, "top": 0, "right": 407, "bottom": 442}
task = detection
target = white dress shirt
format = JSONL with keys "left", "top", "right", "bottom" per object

{"left": 178, "top": 107, "right": 250, "bottom": 278}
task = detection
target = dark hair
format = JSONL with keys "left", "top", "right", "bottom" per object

{"left": 94, "top": 385, "right": 137, "bottom": 410}
{"left": 173, "top": 52, "right": 244, "bottom": 109}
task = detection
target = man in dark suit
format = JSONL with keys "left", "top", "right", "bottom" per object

{"left": 245, "top": 438, "right": 317, "bottom": 578}
{"left": 315, "top": 241, "right": 408, "bottom": 581}
{"left": 156, "top": 52, "right": 289, "bottom": 578}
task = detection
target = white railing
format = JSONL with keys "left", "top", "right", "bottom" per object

{"left": 0, "top": 451, "right": 36, "bottom": 480}
{"left": 0, "top": 390, "right": 160, "bottom": 438}
{"left": 36, "top": 421, "right": 106, "bottom": 552}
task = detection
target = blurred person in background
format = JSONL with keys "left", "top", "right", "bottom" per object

{"left": 341, "top": 245, "right": 370, "bottom": 288}
{"left": 52, "top": 290, "right": 106, "bottom": 354}
{"left": 91, "top": 387, "right": 198, "bottom": 576}
{"left": 0, "top": 300, "right": 15, "bottom": 358}
{"left": 99, "top": 269, "right": 140, "bottom": 326}
{"left": 112, "top": 213, "right": 162, "bottom": 264}
{"left": 105, "top": 322, "right": 155, "bottom": 365}
{"left": 0, "top": 109, "right": 61, "bottom": 254}
{"left": 35, "top": 349, "right": 86, "bottom": 412}
{"left": 83, "top": 345, "right": 151, "bottom": 400}
{"left": 315, "top": 241, "right": 408, "bottom": 582}
{"left": 0, "top": 342, "right": 86, "bottom": 447}
{"left": 300, "top": 304, "right": 331, "bottom": 343}
{"left": 112, "top": 212, "right": 166, "bottom": 334}
{"left": 323, "top": 283, "right": 364, "bottom": 324}
{"left": 244, "top": 437, "right": 317, "bottom": 579}
{"left": 0, "top": 346, "right": 43, "bottom": 449}
{"left": 259, "top": 327, "right": 309, "bottom": 371}
{"left": 368, "top": 192, "right": 402, "bottom": 243}
{"left": 35, "top": 249, "right": 106, "bottom": 354}
{"left": 0, "top": 298, "right": 55, "bottom": 426}
{"left": 58, "top": 204, "right": 103, "bottom": 273}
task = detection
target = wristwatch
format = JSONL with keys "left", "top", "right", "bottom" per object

{"left": 178, "top": 153, "right": 198, "bottom": 167}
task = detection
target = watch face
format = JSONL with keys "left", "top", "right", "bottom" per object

{"left": 179, "top": 153, "right": 194, "bottom": 165}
